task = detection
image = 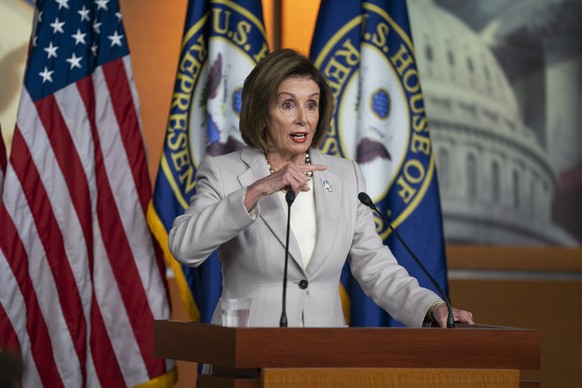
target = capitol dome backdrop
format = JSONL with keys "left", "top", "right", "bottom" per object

{"left": 408, "top": 0, "right": 582, "bottom": 246}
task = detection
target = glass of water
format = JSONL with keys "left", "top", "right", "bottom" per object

{"left": 220, "top": 297, "right": 251, "bottom": 327}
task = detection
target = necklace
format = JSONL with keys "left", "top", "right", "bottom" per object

{"left": 266, "top": 152, "right": 313, "bottom": 181}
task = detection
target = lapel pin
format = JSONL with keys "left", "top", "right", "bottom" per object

{"left": 321, "top": 178, "right": 332, "bottom": 192}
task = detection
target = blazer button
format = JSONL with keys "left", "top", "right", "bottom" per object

{"left": 299, "top": 280, "right": 309, "bottom": 289}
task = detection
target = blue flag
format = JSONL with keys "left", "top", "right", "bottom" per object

{"left": 311, "top": 0, "right": 449, "bottom": 326}
{"left": 147, "top": 0, "right": 269, "bottom": 323}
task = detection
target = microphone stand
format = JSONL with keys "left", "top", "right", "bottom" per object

{"left": 279, "top": 190, "right": 296, "bottom": 327}
{"left": 358, "top": 192, "right": 455, "bottom": 328}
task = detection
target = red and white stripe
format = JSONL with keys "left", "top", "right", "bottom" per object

{"left": 0, "top": 56, "right": 173, "bottom": 387}
{"left": 0, "top": 126, "right": 6, "bottom": 196}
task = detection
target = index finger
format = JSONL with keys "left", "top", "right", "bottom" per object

{"left": 302, "top": 163, "right": 327, "bottom": 172}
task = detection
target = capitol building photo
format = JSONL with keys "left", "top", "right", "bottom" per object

{"left": 409, "top": 0, "right": 582, "bottom": 246}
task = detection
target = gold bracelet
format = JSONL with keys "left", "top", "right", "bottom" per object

{"left": 426, "top": 301, "right": 446, "bottom": 322}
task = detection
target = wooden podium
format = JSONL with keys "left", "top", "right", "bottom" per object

{"left": 154, "top": 321, "right": 540, "bottom": 387}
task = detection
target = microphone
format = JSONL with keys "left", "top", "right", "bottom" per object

{"left": 285, "top": 190, "right": 296, "bottom": 205}
{"left": 279, "top": 190, "right": 296, "bottom": 327}
{"left": 358, "top": 192, "right": 455, "bottom": 328}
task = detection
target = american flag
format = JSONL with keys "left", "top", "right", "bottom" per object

{"left": 0, "top": 0, "right": 174, "bottom": 386}
{"left": 0, "top": 125, "right": 5, "bottom": 196}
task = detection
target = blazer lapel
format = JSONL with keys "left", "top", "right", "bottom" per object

{"left": 306, "top": 151, "right": 342, "bottom": 275}
{"left": 237, "top": 148, "right": 306, "bottom": 274}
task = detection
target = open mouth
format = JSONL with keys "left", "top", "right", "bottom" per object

{"left": 290, "top": 133, "right": 308, "bottom": 141}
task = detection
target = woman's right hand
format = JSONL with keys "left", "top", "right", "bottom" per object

{"left": 243, "top": 162, "right": 327, "bottom": 211}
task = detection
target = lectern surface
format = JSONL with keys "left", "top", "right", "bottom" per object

{"left": 154, "top": 321, "right": 540, "bottom": 370}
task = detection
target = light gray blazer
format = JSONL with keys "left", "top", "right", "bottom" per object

{"left": 169, "top": 147, "right": 441, "bottom": 327}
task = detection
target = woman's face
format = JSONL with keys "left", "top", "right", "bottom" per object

{"left": 266, "top": 76, "right": 320, "bottom": 161}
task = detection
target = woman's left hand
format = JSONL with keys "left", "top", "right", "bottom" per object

{"left": 433, "top": 304, "right": 475, "bottom": 327}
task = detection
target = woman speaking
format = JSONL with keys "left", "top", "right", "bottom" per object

{"left": 169, "top": 48, "right": 473, "bottom": 328}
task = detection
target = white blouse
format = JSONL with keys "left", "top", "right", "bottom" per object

{"left": 276, "top": 179, "right": 316, "bottom": 268}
